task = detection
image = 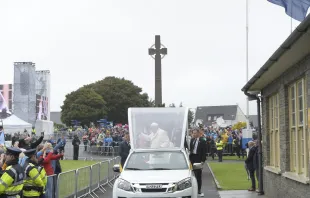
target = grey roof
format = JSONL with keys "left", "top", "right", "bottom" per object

{"left": 194, "top": 105, "right": 238, "bottom": 126}
{"left": 242, "top": 14, "right": 310, "bottom": 92}
{"left": 50, "top": 112, "right": 63, "bottom": 125}
{"left": 249, "top": 115, "right": 258, "bottom": 127}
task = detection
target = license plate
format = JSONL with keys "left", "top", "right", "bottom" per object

{"left": 146, "top": 184, "right": 163, "bottom": 189}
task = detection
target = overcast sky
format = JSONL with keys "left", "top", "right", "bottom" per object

{"left": 0, "top": 0, "right": 306, "bottom": 115}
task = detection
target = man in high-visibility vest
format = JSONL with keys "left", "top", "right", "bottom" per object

{"left": 216, "top": 136, "right": 224, "bottom": 162}
{"left": 22, "top": 148, "right": 45, "bottom": 198}
{"left": 31, "top": 127, "right": 36, "bottom": 136}
{"left": 0, "top": 147, "right": 24, "bottom": 197}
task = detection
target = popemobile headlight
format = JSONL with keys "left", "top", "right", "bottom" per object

{"left": 176, "top": 177, "right": 192, "bottom": 191}
{"left": 117, "top": 179, "right": 132, "bottom": 191}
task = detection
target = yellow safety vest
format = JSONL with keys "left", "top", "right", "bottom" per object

{"left": 0, "top": 164, "right": 24, "bottom": 196}
{"left": 31, "top": 129, "right": 36, "bottom": 134}
{"left": 38, "top": 166, "right": 47, "bottom": 187}
{"left": 23, "top": 162, "right": 45, "bottom": 197}
{"left": 38, "top": 166, "right": 47, "bottom": 194}
{"left": 216, "top": 141, "right": 224, "bottom": 151}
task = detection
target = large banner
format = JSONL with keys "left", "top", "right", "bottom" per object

{"left": 242, "top": 128, "right": 253, "bottom": 149}
{"left": 0, "top": 84, "right": 12, "bottom": 112}
{"left": 0, "top": 91, "right": 8, "bottom": 111}
{"left": 36, "top": 94, "right": 48, "bottom": 120}
{"left": 13, "top": 62, "right": 36, "bottom": 125}
{"left": 35, "top": 70, "right": 51, "bottom": 121}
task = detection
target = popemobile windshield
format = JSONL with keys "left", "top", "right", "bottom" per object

{"left": 128, "top": 107, "right": 188, "bottom": 151}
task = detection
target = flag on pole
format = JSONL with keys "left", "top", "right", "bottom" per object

{"left": 268, "top": 0, "right": 310, "bottom": 22}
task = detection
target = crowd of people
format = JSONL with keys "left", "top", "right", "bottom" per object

{"left": 0, "top": 125, "right": 67, "bottom": 198}
{"left": 54, "top": 125, "right": 130, "bottom": 158}
{"left": 187, "top": 126, "right": 260, "bottom": 195}
{"left": 188, "top": 126, "right": 248, "bottom": 161}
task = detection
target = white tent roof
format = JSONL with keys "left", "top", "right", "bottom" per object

{"left": 2, "top": 115, "right": 32, "bottom": 134}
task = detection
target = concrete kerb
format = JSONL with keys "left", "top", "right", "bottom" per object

{"left": 207, "top": 163, "right": 222, "bottom": 190}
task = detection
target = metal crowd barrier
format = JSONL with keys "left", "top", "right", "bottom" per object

{"left": 48, "top": 156, "right": 120, "bottom": 198}
{"left": 63, "top": 145, "right": 120, "bottom": 161}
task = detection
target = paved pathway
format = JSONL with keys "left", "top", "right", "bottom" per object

{"left": 201, "top": 163, "right": 221, "bottom": 198}
{"left": 219, "top": 190, "right": 267, "bottom": 198}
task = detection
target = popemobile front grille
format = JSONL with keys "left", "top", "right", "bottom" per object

{"left": 141, "top": 188, "right": 167, "bottom": 192}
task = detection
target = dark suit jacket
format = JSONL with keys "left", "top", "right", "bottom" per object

{"left": 119, "top": 141, "right": 131, "bottom": 166}
{"left": 245, "top": 146, "right": 258, "bottom": 171}
{"left": 189, "top": 137, "right": 207, "bottom": 163}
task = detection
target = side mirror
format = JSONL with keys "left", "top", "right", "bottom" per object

{"left": 192, "top": 163, "right": 203, "bottom": 170}
{"left": 113, "top": 164, "right": 120, "bottom": 173}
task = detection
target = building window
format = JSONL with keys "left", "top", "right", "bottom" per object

{"left": 208, "top": 116, "right": 211, "bottom": 121}
{"left": 214, "top": 116, "right": 217, "bottom": 121}
{"left": 269, "top": 93, "right": 280, "bottom": 168}
{"left": 289, "top": 78, "right": 307, "bottom": 175}
{"left": 9, "top": 84, "right": 12, "bottom": 90}
{"left": 0, "top": 85, "right": 2, "bottom": 90}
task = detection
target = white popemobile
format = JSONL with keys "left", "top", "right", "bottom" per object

{"left": 112, "top": 107, "right": 201, "bottom": 198}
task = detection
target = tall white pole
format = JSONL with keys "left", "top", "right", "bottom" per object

{"left": 246, "top": 0, "right": 250, "bottom": 129}
{"left": 290, "top": 17, "right": 293, "bottom": 33}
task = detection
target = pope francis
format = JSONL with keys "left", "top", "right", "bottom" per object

{"left": 140, "top": 123, "right": 173, "bottom": 148}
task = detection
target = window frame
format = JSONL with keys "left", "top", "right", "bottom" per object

{"left": 268, "top": 93, "right": 280, "bottom": 168}
{"left": 288, "top": 78, "right": 308, "bottom": 176}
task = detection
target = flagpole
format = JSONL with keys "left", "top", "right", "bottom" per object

{"left": 291, "top": 17, "right": 293, "bottom": 33}
{"left": 246, "top": 0, "right": 250, "bottom": 129}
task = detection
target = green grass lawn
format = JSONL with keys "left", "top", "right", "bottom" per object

{"left": 57, "top": 160, "right": 109, "bottom": 197}
{"left": 220, "top": 155, "right": 245, "bottom": 161}
{"left": 60, "top": 160, "right": 99, "bottom": 172}
{"left": 208, "top": 162, "right": 257, "bottom": 190}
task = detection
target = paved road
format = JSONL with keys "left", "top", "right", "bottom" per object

{"left": 87, "top": 163, "right": 220, "bottom": 198}
{"left": 63, "top": 142, "right": 220, "bottom": 197}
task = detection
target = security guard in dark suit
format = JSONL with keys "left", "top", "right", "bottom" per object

{"left": 190, "top": 129, "right": 206, "bottom": 196}
{"left": 119, "top": 132, "right": 131, "bottom": 168}
{"left": 0, "top": 147, "right": 24, "bottom": 198}
{"left": 22, "top": 149, "right": 45, "bottom": 198}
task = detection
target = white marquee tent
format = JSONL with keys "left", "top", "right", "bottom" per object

{"left": 1, "top": 115, "right": 32, "bottom": 134}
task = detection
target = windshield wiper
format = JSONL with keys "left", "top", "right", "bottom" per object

{"left": 126, "top": 168, "right": 142, "bottom": 170}
{"left": 148, "top": 168, "right": 172, "bottom": 170}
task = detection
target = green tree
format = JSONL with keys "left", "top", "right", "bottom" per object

{"left": 61, "top": 88, "right": 107, "bottom": 126}
{"left": 188, "top": 110, "right": 194, "bottom": 127}
{"left": 232, "top": 121, "right": 247, "bottom": 130}
{"left": 85, "top": 76, "right": 152, "bottom": 123}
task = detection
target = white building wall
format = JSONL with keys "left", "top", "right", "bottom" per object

{"left": 235, "top": 106, "right": 247, "bottom": 123}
